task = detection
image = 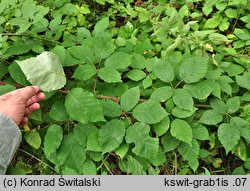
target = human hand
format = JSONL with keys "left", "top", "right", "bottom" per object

{"left": 0, "top": 86, "right": 45, "bottom": 126}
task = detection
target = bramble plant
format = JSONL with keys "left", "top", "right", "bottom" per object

{"left": 0, "top": 0, "right": 250, "bottom": 175}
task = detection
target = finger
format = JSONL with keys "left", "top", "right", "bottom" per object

{"left": 25, "top": 103, "right": 40, "bottom": 115}
{"left": 26, "top": 92, "right": 45, "bottom": 106}
{"left": 17, "top": 86, "right": 41, "bottom": 102}
{"left": 19, "top": 117, "right": 28, "bottom": 128}
{"left": 22, "top": 117, "right": 29, "bottom": 124}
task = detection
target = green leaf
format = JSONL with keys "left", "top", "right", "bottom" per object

{"left": 153, "top": 116, "right": 170, "bottom": 137}
{"left": 192, "top": 123, "right": 210, "bottom": 141}
{"left": 242, "top": 92, "right": 250, "bottom": 101}
{"left": 126, "top": 69, "right": 146, "bottom": 81}
{"left": 172, "top": 106, "right": 196, "bottom": 118}
{"left": 89, "top": 152, "right": 103, "bottom": 162}
{"left": 153, "top": 59, "right": 174, "bottom": 83}
{"left": 115, "top": 142, "right": 129, "bottom": 159}
{"left": 241, "top": 15, "right": 250, "bottom": 24}
{"left": 218, "top": 123, "right": 241, "bottom": 154}
{"left": 0, "top": 85, "right": 16, "bottom": 96}
{"left": 225, "top": 8, "right": 238, "bottom": 18}
{"left": 199, "top": 110, "right": 223, "bottom": 125}
{"left": 184, "top": 80, "right": 214, "bottom": 99}
{"left": 179, "top": 56, "right": 208, "bottom": 83}
{"left": 0, "top": 65, "right": 8, "bottom": 79}
{"left": 148, "top": 148, "right": 166, "bottom": 167}
{"left": 127, "top": 156, "right": 146, "bottom": 175}
{"left": 49, "top": 101, "right": 68, "bottom": 121}
{"left": 150, "top": 86, "right": 173, "bottom": 103}
{"left": 205, "top": 67, "right": 222, "bottom": 80}
{"left": 8, "top": 63, "right": 29, "bottom": 86}
{"left": 236, "top": 140, "right": 248, "bottom": 161}
{"left": 226, "top": 96, "right": 240, "bottom": 114}
{"left": 44, "top": 124, "right": 63, "bottom": 157}
{"left": 224, "top": 47, "right": 237, "bottom": 56}
{"left": 126, "top": 123, "right": 159, "bottom": 159}
{"left": 204, "top": 15, "right": 222, "bottom": 29}
{"left": 132, "top": 101, "right": 167, "bottom": 124}
{"left": 131, "top": 54, "right": 147, "bottom": 69}
{"left": 16, "top": 52, "right": 66, "bottom": 91}
{"left": 82, "top": 160, "right": 97, "bottom": 175}
{"left": 121, "top": 86, "right": 140, "bottom": 111}
{"left": 4, "top": 43, "right": 31, "bottom": 57}
{"left": 244, "top": 158, "right": 250, "bottom": 170}
{"left": 65, "top": 88, "right": 105, "bottom": 124}
{"left": 202, "top": 6, "right": 212, "bottom": 16}
{"left": 56, "top": 134, "right": 86, "bottom": 173}
{"left": 98, "top": 67, "right": 122, "bottom": 83}
{"left": 170, "top": 119, "right": 193, "bottom": 145}
{"left": 29, "top": 109, "right": 42, "bottom": 122}
{"left": 236, "top": 74, "right": 250, "bottom": 90}
{"left": 219, "top": 18, "right": 230, "bottom": 31}
{"left": 87, "top": 128, "right": 102, "bottom": 152}
{"left": 142, "top": 76, "right": 152, "bottom": 89}
{"left": 161, "top": 132, "right": 181, "bottom": 153}
{"left": 9, "top": 17, "right": 28, "bottom": 26}
{"left": 93, "top": 17, "right": 109, "bottom": 35}
{"left": 105, "top": 52, "right": 132, "bottom": 69}
{"left": 72, "top": 64, "right": 96, "bottom": 81}
{"left": 92, "top": 36, "right": 116, "bottom": 59}
{"left": 209, "top": 33, "right": 230, "bottom": 45}
{"left": 69, "top": 45, "right": 95, "bottom": 64}
{"left": 225, "top": 64, "right": 244, "bottom": 76}
{"left": 215, "top": 2, "right": 227, "bottom": 10}
{"left": 218, "top": 76, "right": 233, "bottom": 95}
{"left": 230, "top": 117, "right": 250, "bottom": 143}
{"left": 62, "top": 50, "right": 81, "bottom": 67}
{"left": 51, "top": 46, "right": 66, "bottom": 65}
{"left": 24, "top": 130, "right": 41, "bottom": 149}
{"left": 33, "top": 7, "right": 50, "bottom": 23}
{"left": 98, "top": 119, "right": 125, "bottom": 153}
{"left": 101, "top": 99, "right": 122, "bottom": 117}
{"left": 49, "top": 17, "right": 62, "bottom": 31}
{"left": 232, "top": 167, "right": 246, "bottom": 175}
{"left": 173, "top": 89, "right": 194, "bottom": 111}
{"left": 178, "top": 140, "right": 199, "bottom": 171}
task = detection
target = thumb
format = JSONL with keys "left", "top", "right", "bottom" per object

{"left": 18, "top": 86, "right": 41, "bottom": 101}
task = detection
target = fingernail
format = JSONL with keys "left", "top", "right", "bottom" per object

{"left": 33, "top": 86, "right": 40, "bottom": 91}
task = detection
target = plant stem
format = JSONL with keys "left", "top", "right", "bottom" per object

{"left": 174, "top": 80, "right": 183, "bottom": 89}
{"left": 0, "top": 81, "right": 152, "bottom": 103}
{"left": 18, "top": 149, "right": 57, "bottom": 173}
{"left": 96, "top": 95, "right": 119, "bottom": 103}
{"left": 97, "top": 154, "right": 111, "bottom": 172}
{"left": 194, "top": 104, "right": 212, "bottom": 108}
{"left": 0, "top": 81, "right": 24, "bottom": 88}
{"left": 2, "top": 33, "right": 61, "bottom": 45}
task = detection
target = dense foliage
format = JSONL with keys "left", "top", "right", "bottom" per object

{"left": 0, "top": 0, "right": 250, "bottom": 175}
